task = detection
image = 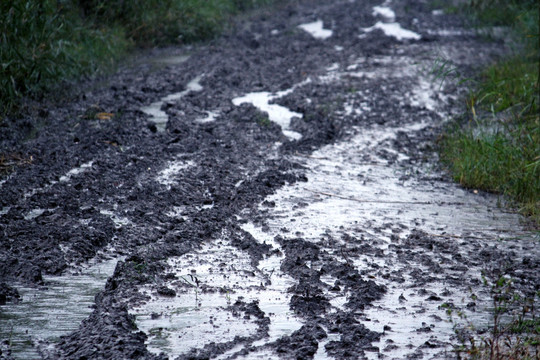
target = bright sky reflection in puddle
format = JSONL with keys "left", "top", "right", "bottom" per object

{"left": 141, "top": 76, "right": 203, "bottom": 132}
{"left": 131, "top": 234, "right": 303, "bottom": 358}
{"left": 0, "top": 258, "right": 120, "bottom": 359}
{"left": 298, "top": 20, "right": 333, "bottom": 40}
{"left": 233, "top": 91, "right": 303, "bottom": 141}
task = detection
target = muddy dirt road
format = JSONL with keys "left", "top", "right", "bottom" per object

{"left": 1, "top": 0, "right": 538, "bottom": 359}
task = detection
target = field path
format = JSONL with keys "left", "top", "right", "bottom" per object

{"left": 1, "top": 1, "right": 537, "bottom": 359}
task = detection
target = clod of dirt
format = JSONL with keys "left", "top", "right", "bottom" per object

{"left": 274, "top": 324, "right": 327, "bottom": 359}
{"left": 0, "top": 283, "right": 20, "bottom": 305}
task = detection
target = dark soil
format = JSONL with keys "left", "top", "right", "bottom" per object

{"left": 1, "top": 1, "right": 537, "bottom": 359}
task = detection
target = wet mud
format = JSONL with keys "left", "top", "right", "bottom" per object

{"left": 1, "top": 0, "right": 538, "bottom": 359}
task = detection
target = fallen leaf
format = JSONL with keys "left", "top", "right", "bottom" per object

{"left": 96, "top": 112, "right": 114, "bottom": 120}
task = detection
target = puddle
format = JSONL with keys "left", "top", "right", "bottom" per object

{"left": 427, "top": 29, "right": 470, "bottom": 37}
{"left": 23, "top": 208, "right": 48, "bottom": 221}
{"left": 59, "top": 161, "right": 94, "bottom": 182}
{"left": 233, "top": 88, "right": 304, "bottom": 140}
{"left": 361, "top": 269, "right": 487, "bottom": 360}
{"left": 156, "top": 159, "right": 195, "bottom": 188}
{"left": 225, "top": 349, "right": 281, "bottom": 360}
{"left": 362, "top": 2, "right": 421, "bottom": 41}
{"left": 195, "top": 110, "right": 219, "bottom": 124}
{"left": 242, "top": 223, "right": 304, "bottom": 345}
{"left": 99, "top": 209, "right": 131, "bottom": 228}
{"left": 134, "top": 300, "right": 258, "bottom": 359}
{"left": 326, "top": 63, "right": 339, "bottom": 72}
{"left": 362, "top": 21, "right": 421, "bottom": 41}
{"left": 131, "top": 234, "right": 302, "bottom": 358}
{"left": 165, "top": 205, "right": 188, "bottom": 220}
{"left": 298, "top": 20, "right": 333, "bottom": 40}
{"left": 152, "top": 55, "right": 190, "bottom": 65}
{"left": 141, "top": 75, "right": 203, "bottom": 132}
{"left": 372, "top": 5, "right": 396, "bottom": 22}
{"left": 229, "top": 120, "right": 534, "bottom": 357}
{"left": 260, "top": 118, "right": 526, "bottom": 239}
{"left": 0, "top": 257, "right": 120, "bottom": 359}
{"left": 313, "top": 327, "right": 341, "bottom": 360}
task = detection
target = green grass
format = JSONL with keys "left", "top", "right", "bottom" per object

{"left": 0, "top": 0, "right": 276, "bottom": 117}
{"left": 0, "top": 1, "right": 129, "bottom": 115}
{"left": 439, "top": 0, "right": 539, "bottom": 224}
{"left": 79, "top": 0, "right": 233, "bottom": 45}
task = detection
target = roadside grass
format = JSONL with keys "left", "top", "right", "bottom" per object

{"left": 0, "top": 0, "right": 129, "bottom": 115}
{"left": 0, "top": 0, "right": 276, "bottom": 117}
{"left": 439, "top": 1, "right": 540, "bottom": 358}
{"left": 439, "top": 0, "right": 539, "bottom": 225}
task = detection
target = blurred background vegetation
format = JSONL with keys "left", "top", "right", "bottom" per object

{"left": 0, "top": 0, "right": 274, "bottom": 115}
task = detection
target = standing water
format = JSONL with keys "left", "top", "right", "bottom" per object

{"left": 0, "top": 257, "right": 120, "bottom": 359}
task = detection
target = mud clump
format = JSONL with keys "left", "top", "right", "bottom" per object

{"left": 50, "top": 300, "right": 158, "bottom": 360}
{"left": 275, "top": 324, "right": 326, "bottom": 359}
{"left": 325, "top": 313, "right": 381, "bottom": 359}
{"left": 0, "top": 283, "right": 20, "bottom": 305}
{"left": 45, "top": 258, "right": 167, "bottom": 359}
{"left": 290, "top": 285, "right": 331, "bottom": 317}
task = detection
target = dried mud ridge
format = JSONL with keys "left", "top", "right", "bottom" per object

{"left": 1, "top": 0, "right": 538, "bottom": 359}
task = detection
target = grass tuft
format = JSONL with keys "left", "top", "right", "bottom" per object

{"left": 439, "top": 0, "right": 539, "bottom": 224}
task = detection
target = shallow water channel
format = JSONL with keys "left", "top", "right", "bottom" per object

{"left": 131, "top": 229, "right": 303, "bottom": 358}
{"left": 132, "top": 121, "right": 535, "bottom": 359}
{"left": 0, "top": 258, "right": 119, "bottom": 359}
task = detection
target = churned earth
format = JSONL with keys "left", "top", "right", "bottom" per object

{"left": 0, "top": 0, "right": 538, "bottom": 359}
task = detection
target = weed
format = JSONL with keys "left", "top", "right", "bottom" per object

{"left": 440, "top": 116, "right": 539, "bottom": 220}
{"left": 129, "top": 315, "right": 138, "bottom": 330}
{"left": 133, "top": 262, "right": 147, "bottom": 274}
{"left": 180, "top": 274, "right": 201, "bottom": 307}
{"left": 430, "top": 56, "right": 466, "bottom": 90}
{"left": 221, "top": 287, "right": 232, "bottom": 304}
{"left": 257, "top": 115, "right": 272, "bottom": 127}
{"left": 447, "top": 272, "right": 539, "bottom": 359}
